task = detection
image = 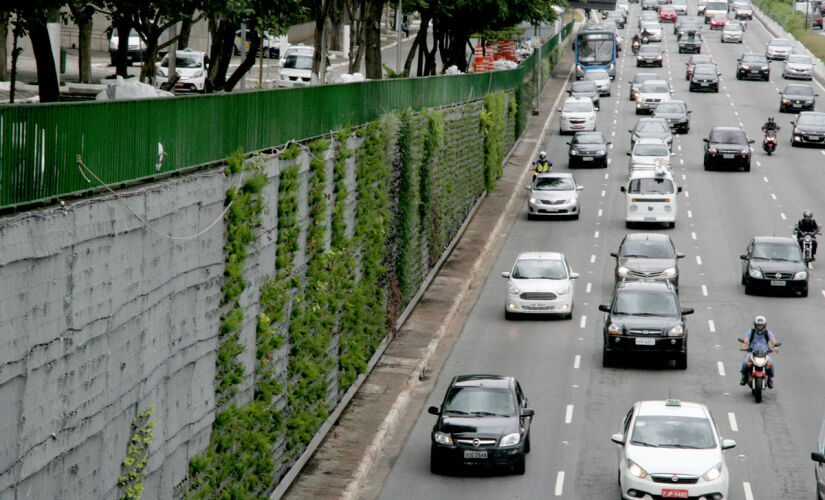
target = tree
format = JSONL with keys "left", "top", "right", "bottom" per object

{"left": 0, "top": 9, "right": 10, "bottom": 81}
{"left": 11, "top": 2, "right": 64, "bottom": 102}
{"left": 68, "top": 1, "right": 94, "bottom": 83}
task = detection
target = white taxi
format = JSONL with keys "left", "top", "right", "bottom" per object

{"left": 621, "top": 167, "right": 681, "bottom": 228}
{"left": 627, "top": 138, "right": 673, "bottom": 177}
{"left": 501, "top": 252, "right": 579, "bottom": 320}
{"left": 611, "top": 400, "right": 735, "bottom": 500}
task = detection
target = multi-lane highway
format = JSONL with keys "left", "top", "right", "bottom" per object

{"left": 371, "top": 3, "right": 825, "bottom": 499}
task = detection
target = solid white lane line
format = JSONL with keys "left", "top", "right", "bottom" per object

{"left": 691, "top": 232, "right": 697, "bottom": 240}
{"left": 591, "top": 254, "right": 596, "bottom": 263}
{"left": 696, "top": 256, "right": 702, "bottom": 265}
{"left": 702, "top": 285, "right": 708, "bottom": 296}
{"left": 598, "top": 208, "right": 603, "bottom": 217}
{"left": 678, "top": 144, "right": 682, "bottom": 152}
{"left": 781, "top": 213, "right": 786, "bottom": 220}
{"left": 574, "top": 355, "right": 581, "bottom": 369}
{"left": 594, "top": 231, "right": 600, "bottom": 239}
{"left": 743, "top": 482, "right": 754, "bottom": 500}
{"left": 601, "top": 189, "right": 606, "bottom": 197}
{"left": 729, "top": 412, "right": 738, "bottom": 432}
{"left": 586, "top": 282, "right": 592, "bottom": 294}
{"left": 687, "top": 210, "right": 693, "bottom": 218}
{"left": 709, "top": 320, "right": 716, "bottom": 333}
{"left": 717, "top": 361, "right": 726, "bottom": 376}
{"left": 555, "top": 471, "right": 565, "bottom": 496}
{"left": 565, "top": 404, "right": 574, "bottom": 424}
{"left": 771, "top": 193, "right": 777, "bottom": 200}
{"left": 580, "top": 315, "right": 587, "bottom": 329}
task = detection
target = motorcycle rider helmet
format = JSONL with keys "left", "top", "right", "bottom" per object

{"left": 539, "top": 151, "right": 547, "bottom": 161}
{"left": 768, "top": 116, "right": 775, "bottom": 124}
{"left": 804, "top": 209, "right": 813, "bottom": 220}
{"left": 753, "top": 315, "right": 767, "bottom": 330}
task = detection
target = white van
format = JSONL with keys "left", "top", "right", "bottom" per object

{"left": 620, "top": 167, "right": 681, "bottom": 228}
{"left": 277, "top": 46, "right": 331, "bottom": 88}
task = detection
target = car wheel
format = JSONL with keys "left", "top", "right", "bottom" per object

{"left": 744, "top": 282, "right": 754, "bottom": 295}
{"left": 525, "top": 434, "right": 532, "bottom": 453}
{"left": 791, "top": 140, "right": 798, "bottom": 147}
{"left": 801, "top": 286, "right": 809, "bottom": 297}
{"left": 572, "top": 212, "right": 580, "bottom": 220}
{"left": 668, "top": 221, "right": 675, "bottom": 228}
{"left": 736, "top": 73, "right": 741, "bottom": 80}
{"left": 527, "top": 213, "right": 535, "bottom": 221}
{"left": 635, "top": 109, "right": 641, "bottom": 115}
{"left": 675, "top": 349, "right": 687, "bottom": 370}
{"left": 430, "top": 448, "right": 446, "bottom": 474}
{"left": 744, "top": 162, "right": 751, "bottom": 172}
{"left": 512, "top": 455, "right": 526, "bottom": 475}
{"left": 603, "top": 347, "right": 616, "bottom": 367}
{"left": 741, "top": 273, "right": 747, "bottom": 285}
{"left": 505, "top": 309, "right": 516, "bottom": 319}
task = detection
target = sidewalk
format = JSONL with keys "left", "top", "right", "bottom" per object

{"left": 282, "top": 44, "right": 575, "bottom": 500}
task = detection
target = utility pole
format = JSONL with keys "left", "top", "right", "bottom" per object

{"left": 240, "top": 23, "right": 247, "bottom": 90}
{"left": 532, "top": 29, "right": 541, "bottom": 116}
{"left": 168, "top": 23, "right": 178, "bottom": 87}
{"left": 395, "top": 0, "right": 402, "bottom": 74}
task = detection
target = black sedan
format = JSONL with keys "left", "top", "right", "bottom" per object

{"left": 779, "top": 84, "right": 817, "bottom": 113}
{"left": 600, "top": 281, "right": 693, "bottom": 369}
{"left": 740, "top": 236, "right": 808, "bottom": 296}
{"left": 568, "top": 80, "right": 601, "bottom": 110}
{"left": 636, "top": 45, "right": 664, "bottom": 67}
{"left": 654, "top": 100, "right": 691, "bottom": 133}
{"left": 689, "top": 63, "right": 720, "bottom": 92}
{"left": 568, "top": 131, "right": 611, "bottom": 168}
{"left": 791, "top": 111, "right": 825, "bottom": 147}
{"left": 429, "top": 374, "right": 534, "bottom": 475}
{"left": 736, "top": 53, "right": 770, "bottom": 81}
{"left": 703, "top": 126, "right": 754, "bottom": 171}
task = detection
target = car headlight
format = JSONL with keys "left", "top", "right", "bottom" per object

{"left": 568, "top": 197, "right": 578, "bottom": 204}
{"left": 529, "top": 197, "right": 538, "bottom": 204}
{"left": 656, "top": 56, "right": 663, "bottom": 60}
{"left": 500, "top": 433, "right": 520, "bottom": 447}
{"left": 668, "top": 324, "right": 684, "bottom": 337}
{"left": 508, "top": 283, "right": 520, "bottom": 295}
{"left": 608, "top": 322, "right": 622, "bottom": 335}
{"left": 617, "top": 266, "right": 630, "bottom": 276}
{"left": 571, "top": 149, "right": 578, "bottom": 155}
{"left": 761, "top": 65, "right": 769, "bottom": 70}
{"left": 663, "top": 267, "right": 677, "bottom": 277}
{"left": 782, "top": 99, "right": 789, "bottom": 104}
{"left": 749, "top": 267, "right": 762, "bottom": 279}
{"left": 795, "top": 135, "right": 802, "bottom": 141}
{"left": 608, "top": 63, "right": 615, "bottom": 71}
{"left": 741, "top": 148, "right": 750, "bottom": 155}
{"left": 708, "top": 147, "right": 717, "bottom": 154}
{"left": 628, "top": 459, "right": 649, "bottom": 479}
{"left": 596, "top": 149, "right": 606, "bottom": 155}
{"left": 434, "top": 431, "right": 453, "bottom": 445}
{"left": 703, "top": 463, "right": 722, "bottom": 482}
{"left": 795, "top": 271, "right": 808, "bottom": 280}
{"left": 193, "top": 70, "right": 204, "bottom": 78}
{"left": 637, "top": 56, "right": 643, "bottom": 60}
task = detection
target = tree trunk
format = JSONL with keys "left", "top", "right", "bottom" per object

{"left": 113, "top": 17, "right": 132, "bottom": 77}
{"left": 401, "top": 32, "right": 418, "bottom": 77}
{"left": 28, "top": 19, "right": 60, "bottom": 102}
{"left": 348, "top": 1, "right": 366, "bottom": 74}
{"left": 328, "top": 0, "right": 344, "bottom": 51}
{"left": 205, "top": 19, "right": 236, "bottom": 92}
{"left": 77, "top": 14, "right": 93, "bottom": 83}
{"left": 139, "top": 35, "right": 159, "bottom": 84}
{"left": 363, "top": 0, "right": 384, "bottom": 79}
{"left": 0, "top": 10, "right": 10, "bottom": 81}
{"left": 414, "top": 12, "right": 430, "bottom": 77}
{"left": 9, "top": 19, "right": 19, "bottom": 102}
{"left": 224, "top": 33, "right": 260, "bottom": 91}
{"left": 311, "top": 0, "right": 332, "bottom": 82}
{"left": 177, "top": 17, "right": 192, "bottom": 49}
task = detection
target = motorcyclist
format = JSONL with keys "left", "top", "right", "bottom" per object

{"left": 534, "top": 151, "right": 552, "bottom": 174}
{"left": 794, "top": 209, "right": 822, "bottom": 260}
{"left": 761, "top": 117, "right": 781, "bottom": 134}
{"left": 739, "top": 315, "right": 778, "bottom": 388}
{"left": 631, "top": 33, "right": 641, "bottom": 53}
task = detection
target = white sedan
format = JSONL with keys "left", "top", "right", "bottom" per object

{"left": 612, "top": 400, "right": 736, "bottom": 500}
{"left": 501, "top": 252, "right": 579, "bottom": 319}
{"left": 559, "top": 97, "right": 598, "bottom": 134}
{"left": 627, "top": 138, "right": 674, "bottom": 176}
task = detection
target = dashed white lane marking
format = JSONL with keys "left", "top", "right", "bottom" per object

{"left": 781, "top": 213, "right": 786, "bottom": 220}
{"left": 591, "top": 254, "right": 596, "bottom": 263}
{"left": 702, "top": 285, "right": 708, "bottom": 296}
{"left": 687, "top": 210, "right": 693, "bottom": 218}
{"left": 763, "top": 176, "right": 769, "bottom": 183}
{"left": 677, "top": 144, "right": 682, "bottom": 152}
{"left": 594, "top": 231, "right": 600, "bottom": 239}
{"left": 605, "top": 172, "right": 609, "bottom": 179}
{"left": 601, "top": 189, "right": 606, "bottom": 197}
{"left": 743, "top": 482, "right": 754, "bottom": 500}
{"left": 679, "top": 159, "right": 684, "bottom": 165}
{"left": 598, "top": 208, "right": 603, "bottom": 217}
{"left": 555, "top": 471, "right": 565, "bottom": 496}
{"left": 691, "top": 232, "right": 697, "bottom": 240}
{"left": 729, "top": 412, "right": 738, "bottom": 432}
{"left": 580, "top": 315, "right": 587, "bottom": 329}
{"left": 717, "top": 361, "right": 726, "bottom": 376}
{"left": 682, "top": 174, "right": 686, "bottom": 180}
{"left": 586, "top": 282, "right": 592, "bottom": 294}
{"left": 709, "top": 320, "right": 716, "bottom": 333}
{"left": 756, "top": 161, "right": 762, "bottom": 167}
{"left": 685, "top": 190, "right": 690, "bottom": 198}
{"left": 696, "top": 255, "right": 703, "bottom": 265}
{"left": 771, "top": 193, "right": 777, "bottom": 200}
{"left": 565, "top": 404, "right": 574, "bottom": 424}
{"left": 574, "top": 354, "right": 581, "bottom": 369}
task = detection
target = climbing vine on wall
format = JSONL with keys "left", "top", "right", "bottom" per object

{"left": 395, "top": 109, "right": 426, "bottom": 306}
{"left": 420, "top": 110, "right": 445, "bottom": 268}
{"left": 118, "top": 405, "right": 156, "bottom": 500}
{"left": 481, "top": 93, "right": 508, "bottom": 193}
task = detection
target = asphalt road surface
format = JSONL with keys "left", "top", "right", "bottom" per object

{"left": 373, "top": 2, "right": 825, "bottom": 499}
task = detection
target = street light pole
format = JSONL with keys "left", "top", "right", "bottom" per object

{"left": 396, "top": 0, "right": 402, "bottom": 74}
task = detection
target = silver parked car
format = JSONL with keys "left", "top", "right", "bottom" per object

{"left": 783, "top": 54, "right": 813, "bottom": 80}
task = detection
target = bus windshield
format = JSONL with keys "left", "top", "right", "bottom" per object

{"left": 577, "top": 32, "right": 615, "bottom": 66}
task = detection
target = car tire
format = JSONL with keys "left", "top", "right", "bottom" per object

{"left": 512, "top": 455, "right": 526, "bottom": 475}
{"left": 744, "top": 282, "right": 754, "bottom": 295}
{"left": 744, "top": 162, "right": 751, "bottom": 172}
{"left": 675, "top": 349, "right": 687, "bottom": 370}
{"left": 801, "top": 286, "right": 809, "bottom": 297}
{"left": 603, "top": 348, "right": 616, "bottom": 367}
{"left": 635, "top": 109, "right": 642, "bottom": 115}
{"left": 668, "top": 221, "right": 675, "bottom": 228}
{"left": 741, "top": 273, "right": 747, "bottom": 285}
{"left": 430, "top": 448, "right": 446, "bottom": 475}
{"left": 525, "top": 434, "right": 532, "bottom": 453}
{"left": 736, "top": 73, "right": 741, "bottom": 80}
{"left": 505, "top": 309, "right": 516, "bottom": 320}
{"left": 572, "top": 212, "right": 580, "bottom": 221}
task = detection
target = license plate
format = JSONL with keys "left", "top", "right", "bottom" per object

{"left": 583, "top": 157, "right": 594, "bottom": 161}
{"left": 662, "top": 490, "right": 689, "bottom": 499}
{"left": 573, "top": 125, "right": 583, "bottom": 129}
{"left": 635, "top": 338, "right": 656, "bottom": 346}
{"left": 175, "top": 82, "right": 185, "bottom": 87}
{"left": 811, "top": 136, "right": 821, "bottom": 140}
{"left": 700, "top": 83, "right": 708, "bottom": 87}
{"left": 750, "top": 70, "right": 760, "bottom": 73}
{"left": 723, "top": 154, "right": 734, "bottom": 159}
{"left": 770, "top": 280, "right": 786, "bottom": 286}
{"left": 793, "top": 103, "right": 802, "bottom": 107}
{"left": 464, "top": 450, "right": 487, "bottom": 459}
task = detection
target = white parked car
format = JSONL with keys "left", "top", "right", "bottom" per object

{"left": 155, "top": 49, "right": 208, "bottom": 93}
{"left": 627, "top": 138, "right": 673, "bottom": 176}
{"left": 766, "top": 37, "right": 793, "bottom": 60}
{"left": 559, "top": 97, "right": 598, "bottom": 134}
{"left": 612, "top": 400, "right": 736, "bottom": 500}
{"left": 277, "top": 46, "right": 331, "bottom": 88}
{"left": 526, "top": 172, "right": 583, "bottom": 220}
{"left": 501, "top": 252, "right": 579, "bottom": 319}
{"left": 621, "top": 167, "right": 681, "bottom": 228}
{"left": 783, "top": 54, "right": 814, "bottom": 80}
{"left": 584, "top": 68, "right": 612, "bottom": 96}
{"left": 635, "top": 79, "right": 672, "bottom": 114}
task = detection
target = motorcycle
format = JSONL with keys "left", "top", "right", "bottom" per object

{"left": 795, "top": 230, "right": 819, "bottom": 264}
{"left": 737, "top": 338, "right": 781, "bottom": 403}
{"left": 631, "top": 39, "right": 640, "bottom": 54}
{"left": 533, "top": 162, "right": 552, "bottom": 180}
{"left": 763, "top": 131, "right": 777, "bottom": 155}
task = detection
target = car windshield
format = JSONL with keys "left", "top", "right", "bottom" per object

{"left": 572, "top": 81, "right": 597, "bottom": 92}
{"left": 691, "top": 56, "right": 713, "bottom": 65}
{"left": 442, "top": 387, "right": 516, "bottom": 416}
{"left": 712, "top": 13, "right": 727, "bottom": 19}
{"left": 512, "top": 258, "right": 568, "bottom": 279}
{"left": 634, "top": 74, "right": 658, "bottom": 84}
{"left": 642, "top": 22, "right": 660, "bottom": 31}
{"left": 161, "top": 54, "right": 201, "bottom": 69}
{"left": 707, "top": 1, "right": 728, "bottom": 9}
{"left": 787, "top": 55, "right": 811, "bottom": 64}
{"left": 533, "top": 176, "right": 576, "bottom": 191}
{"left": 613, "top": 291, "right": 679, "bottom": 315}
{"left": 627, "top": 178, "right": 675, "bottom": 194}
{"left": 725, "top": 24, "right": 743, "bottom": 31}
{"left": 621, "top": 239, "right": 675, "bottom": 258}
{"left": 283, "top": 54, "right": 313, "bottom": 70}
{"left": 656, "top": 103, "right": 685, "bottom": 113}
{"left": 771, "top": 39, "right": 792, "bottom": 47}
{"left": 634, "top": 144, "right": 670, "bottom": 156}
{"left": 694, "top": 66, "right": 716, "bottom": 75}
{"left": 798, "top": 114, "right": 825, "bottom": 126}
{"left": 637, "top": 121, "right": 669, "bottom": 133}
{"left": 751, "top": 243, "right": 802, "bottom": 261}
{"left": 641, "top": 82, "right": 668, "bottom": 93}
{"left": 784, "top": 85, "right": 813, "bottom": 95}
{"left": 574, "top": 132, "right": 604, "bottom": 144}
{"left": 564, "top": 101, "right": 593, "bottom": 112}
{"left": 585, "top": 70, "right": 609, "bottom": 79}
{"left": 639, "top": 46, "right": 660, "bottom": 56}
{"left": 661, "top": 6, "right": 675, "bottom": 11}
{"left": 630, "top": 415, "right": 716, "bottom": 449}
{"left": 709, "top": 130, "right": 747, "bottom": 144}
{"left": 742, "top": 54, "right": 766, "bottom": 63}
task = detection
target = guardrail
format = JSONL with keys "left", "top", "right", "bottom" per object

{"left": 0, "top": 21, "right": 572, "bottom": 210}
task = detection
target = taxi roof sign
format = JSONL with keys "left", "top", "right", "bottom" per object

{"left": 665, "top": 399, "right": 681, "bottom": 407}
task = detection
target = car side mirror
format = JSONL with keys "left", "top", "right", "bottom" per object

{"left": 682, "top": 307, "right": 695, "bottom": 315}
{"left": 599, "top": 304, "right": 611, "bottom": 312}
{"left": 567, "top": 90, "right": 573, "bottom": 95}
{"left": 557, "top": 108, "right": 562, "bottom": 112}
{"left": 628, "top": 129, "right": 633, "bottom": 134}
{"left": 702, "top": 138, "right": 709, "bottom": 143}
{"left": 620, "top": 186, "right": 627, "bottom": 192}
{"left": 791, "top": 121, "right": 796, "bottom": 125}
{"left": 748, "top": 139, "right": 755, "bottom": 144}
{"left": 812, "top": 451, "right": 825, "bottom": 463}
{"left": 577, "top": 186, "right": 584, "bottom": 191}
{"left": 626, "top": 152, "right": 632, "bottom": 156}
{"left": 610, "top": 251, "right": 619, "bottom": 257}
{"left": 606, "top": 140, "right": 613, "bottom": 145}
{"left": 677, "top": 253, "right": 685, "bottom": 258}
{"left": 677, "top": 187, "right": 683, "bottom": 193}
{"left": 570, "top": 272, "right": 580, "bottom": 279}
{"left": 686, "top": 110, "right": 692, "bottom": 114}
{"left": 501, "top": 272, "right": 510, "bottom": 278}
{"left": 722, "top": 439, "right": 736, "bottom": 450}
{"left": 521, "top": 408, "right": 535, "bottom": 417}
{"left": 740, "top": 254, "right": 748, "bottom": 260}
{"left": 428, "top": 406, "right": 441, "bottom": 415}
{"left": 611, "top": 433, "right": 625, "bottom": 445}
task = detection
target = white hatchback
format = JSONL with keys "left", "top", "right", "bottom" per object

{"left": 612, "top": 400, "right": 736, "bottom": 500}
{"left": 155, "top": 49, "right": 208, "bottom": 92}
{"left": 559, "top": 97, "right": 598, "bottom": 134}
{"left": 502, "top": 252, "right": 579, "bottom": 319}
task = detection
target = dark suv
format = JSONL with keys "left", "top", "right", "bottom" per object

{"left": 703, "top": 126, "right": 754, "bottom": 171}
{"left": 600, "top": 281, "right": 694, "bottom": 368}
{"left": 736, "top": 53, "right": 770, "bottom": 81}
{"left": 428, "top": 375, "right": 535, "bottom": 475}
